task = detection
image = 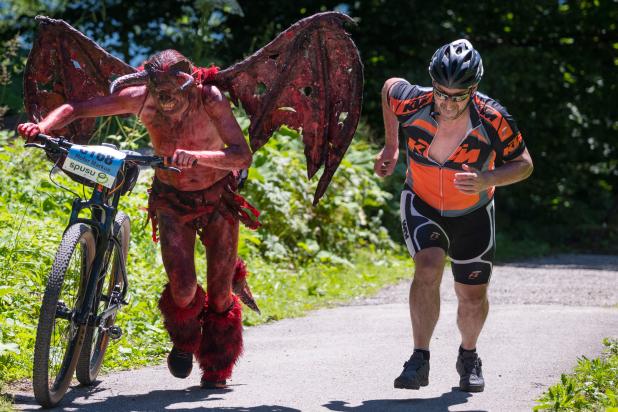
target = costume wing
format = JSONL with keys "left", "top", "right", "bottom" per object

{"left": 211, "top": 12, "right": 364, "bottom": 205}
{"left": 24, "top": 16, "right": 134, "bottom": 144}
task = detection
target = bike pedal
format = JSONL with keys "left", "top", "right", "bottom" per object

{"left": 108, "top": 326, "right": 123, "bottom": 340}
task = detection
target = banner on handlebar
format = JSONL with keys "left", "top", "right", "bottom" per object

{"left": 62, "top": 145, "right": 126, "bottom": 189}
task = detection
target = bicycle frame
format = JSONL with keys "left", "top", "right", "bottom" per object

{"left": 28, "top": 134, "right": 177, "bottom": 332}
{"left": 66, "top": 170, "right": 128, "bottom": 329}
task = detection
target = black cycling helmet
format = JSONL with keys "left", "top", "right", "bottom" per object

{"left": 428, "top": 39, "right": 483, "bottom": 89}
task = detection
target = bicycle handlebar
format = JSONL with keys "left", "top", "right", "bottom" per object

{"left": 26, "top": 134, "right": 181, "bottom": 173}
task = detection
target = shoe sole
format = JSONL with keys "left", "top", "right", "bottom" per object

{"left": 394, "top": 378, "right": 429, "bottom": 390}
{"left": 459, "top": 384, "right": 484, "bottom": 392}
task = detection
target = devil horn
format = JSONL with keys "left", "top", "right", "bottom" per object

{"left": 109, "top": 70, "right": 150, "bottom": 94}
{"left": 177, "top": 71, "right": 195, "bottom": 91}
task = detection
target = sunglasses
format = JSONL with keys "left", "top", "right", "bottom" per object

{"left": 432, "top": 85, "right": 473, "bottom": 102}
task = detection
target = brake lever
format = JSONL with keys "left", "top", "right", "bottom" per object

{"left": 164, "top": 156, "right": 198, "bottom": 169}
{"left": 149, "top": 160, "right": 181, "bottom": 173}
{"left": 161, "top": 165, "right": 181, "bottom": 173}
{"left": 24, "top": 142, "right": 47, "bottom": 149}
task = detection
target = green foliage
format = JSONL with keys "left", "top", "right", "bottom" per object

{"left": 494, "top": 231, "right": 553, "bottom": 263}
{"left": 238, "top": 120, "right": 394, "bottom": 264}
{"left": 534, "top": 338, "right": 618, "bottom": 411}
{"left": 241, "top": 251, "right": 409, "bottom": 326}
{"left": 0, "top": 34, "right": 25, "bottom": 121}
{"left": 224, "top": 1, "right": 618, "bottom": 253}
{"left": 0, "top": 126, "right": 407, "bottom": 384}
{"left": 2, "top": 1, "right": 615, "bottom": 252}
{"left": 0, "top": 132, "right": 75, "bottom": 382}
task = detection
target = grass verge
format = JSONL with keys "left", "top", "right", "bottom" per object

{"left": 534, "top": 338, "right": 618, "bottom": 411}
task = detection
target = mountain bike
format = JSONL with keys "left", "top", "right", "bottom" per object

{"left": 26, "top": 134, "right": 178, "bottom": 408}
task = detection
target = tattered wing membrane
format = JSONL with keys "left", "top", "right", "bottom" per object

{"left": 23, "top": 13, "right": 364, "bottom": 204}
{"left": 24, "top": 16, "right": 134, "bottom": 144}
{"left": 213, "top": 12, "right": 363, "bottom": 205}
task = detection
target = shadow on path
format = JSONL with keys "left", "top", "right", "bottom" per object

{"left": 13, "top": 381, "right": 300, "bottom": 412}
{"left": 323, "top": 388, "right": 487, "bottom": 412}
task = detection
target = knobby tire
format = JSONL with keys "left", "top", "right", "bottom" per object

{"left": 32, "top": 223, "right": 96, "bottom": 408}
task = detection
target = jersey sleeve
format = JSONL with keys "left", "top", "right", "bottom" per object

{"left": 481, "top": 97, "right": 526, "bottom": 162}
{"left": 387, "top": 80, "right": 428, "bottom": 123}
{"left": 496, "top": 110, "right": 526, "bottom": 161}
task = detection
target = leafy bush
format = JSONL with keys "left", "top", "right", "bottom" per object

{"left": 238, "top": 118, "right": 394, "bottom": 264}
{"left": 534, "top": 338, "right": 618, "bottom": 411}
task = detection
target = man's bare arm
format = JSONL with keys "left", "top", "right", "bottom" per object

{"left": 374, "top": 77, "right": 406, "bottom": 177}
{"left": 485, "top": 148, "right": 533, "bottom": 187}
{"left": 17, "top": 86, "right": 146, "bottom": 140}
{"left": 170, "top": 85, "right": 252, "bottom": 170}
{"left": 454, "top": 148, "right": 534, "bottom": 194}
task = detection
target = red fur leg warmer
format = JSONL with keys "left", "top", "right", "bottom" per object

{"left": 198, "top": 294, "right": 243, "bottom": 382}
{"left": 158, "top": 284, "right": 205, "bottom": 353}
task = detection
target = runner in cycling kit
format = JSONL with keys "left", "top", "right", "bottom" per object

{"left": 389, "top": 81, "right": 526, "bottom": 285}
{"left": 376, "top": 39, "right": 533, "bottom": 394}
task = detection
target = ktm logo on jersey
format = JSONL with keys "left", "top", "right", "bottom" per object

{"left": 408, "top": 138, "right": 430, "bottom": 155}
{"left": 503, "top": 133, "right": 523, "bottom": 156}
{"left": 391, "top": 93, "right": 432, "bottom": 116}
{"left": 401, "top": 93, "right": 432, "bottom": 114}
{"left": 451, "top": 144, "right": 480, "bottom": 164}
{"left": 468, "top": 270, "right": 482, "bottom": 280}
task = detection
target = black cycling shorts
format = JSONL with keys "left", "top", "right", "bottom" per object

{"left": 400, "top": 188, "right": 496, "bottom": 285}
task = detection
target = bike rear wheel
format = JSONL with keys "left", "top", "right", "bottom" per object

{"left": 76, "top": 212, "right": 130, "bottom": 385}
{"left": 32, "top": 223, "right": 96, "bottom": 408}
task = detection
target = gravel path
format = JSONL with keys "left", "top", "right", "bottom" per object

{"left": 350, "top": 254, "right": 618, "bottom": 307}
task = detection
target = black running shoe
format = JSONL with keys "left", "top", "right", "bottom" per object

{"left": 394, "top": 352, "right": 430, "bottom": 389}
{"left": 456, "top": 351, "right": 484, "bottom": 392}
{"left": 167, "top": 346, "right": 193, "bottom": 378}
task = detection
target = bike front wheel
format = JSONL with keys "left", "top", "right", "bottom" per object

{"left": 76, "top": 212, "right": 130, "bottom": 385}
{"left": 32, "top": 223, "right": 96, "bottom": 408}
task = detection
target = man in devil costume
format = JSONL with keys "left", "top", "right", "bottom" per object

{"left": 20, "top": 48, "right": 259, "bottom": 388}
{"left": 18, "top": 13, "right": 363, "bottom": 389}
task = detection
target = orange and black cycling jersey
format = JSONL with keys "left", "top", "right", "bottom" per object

{"left": 388, "top": 80, "right": 526, "bottom": 217}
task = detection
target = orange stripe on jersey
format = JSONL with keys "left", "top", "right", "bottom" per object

{"left": 408, "top": 118, "right": 437, "bottom": 136}
{"left": 476, "top": 99, "right": 515, "bottom": 143}
{"left": 503, "top": 132, "right": 523, "bottom": 156}
{"left": 440, "top": 168, "right": 483, "bottom": 211}
{"left": 409, "top": 162, "right": 442, "bottom": 210}
{"left": 487, "top": 185, "right": 495, "bottom": 199}
{"left": 409, "top": 163, "right": 491, "bottom": 213}
{"left": 469, "top": 128, "right": 490, "bottom": 145}
{"left": 476, "top": 99, "right": 503, "bottom": 134}
{"left": 497, "top": 120, "right": 514, "bottom": 142}
{"left": 389, "top": 93, "right": 432, "bottom": 116}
